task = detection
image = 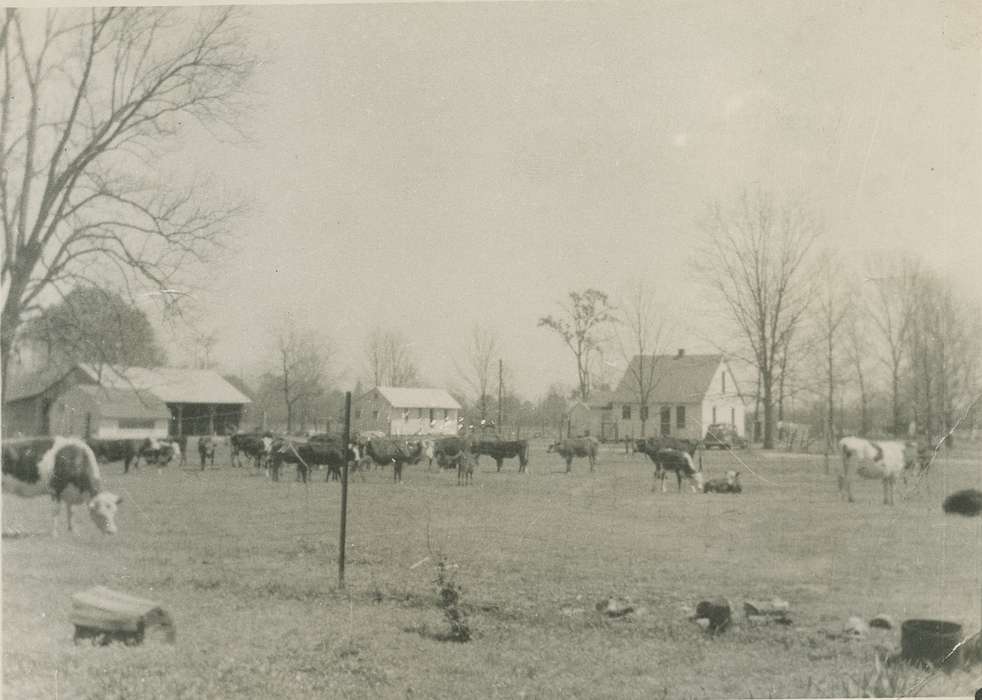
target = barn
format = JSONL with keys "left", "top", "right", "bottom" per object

{"left": 570, "top": 351, "right": 747, "bottom": 442}
{"left": 353, "top": 387, "right": 461, "bottom": 436}
{"left": 49, "top": 385, "right": 171, "bottom": 439}
{"left": 2, "top": 363, "right": 251, "bottom": 438}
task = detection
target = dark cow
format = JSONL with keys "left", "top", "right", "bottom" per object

{"left": 198, "top": 435, "right": 217, "bottom": 470}
{"left": 136, "top": 438, "right": 180, "bottom": 468}
{"left": 547, "top": 437, "right": 600, "bottom": 472}
{"left": 269, "top": 434, "right": 353, "bottom": 483}
{"left": 86, "top": 438, "right": 141, "bottom": 474}
{"left": 472, "top": 438, "right": 530, "bottom": 473}
{"left": 2, "top": 436, "right": 122, "bottom": 536}
{"left": 230, "top": 432, "right": 273, "bottom": 470}
{"left": 363, "top": 438, "right": 425, "bottom": 482}
{"left": 433, "top": 436, "right": 472, "bottom": 471}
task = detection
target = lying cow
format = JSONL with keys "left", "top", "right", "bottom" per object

{"left": 703, "top": 470, "right": 742, "bottom": 494}
{"left": 198, "top": 435, "right": 217, "bottom": 470}
{"left": 363, "top": 438, "right": 425, "bottom": 482}
{"left": 839, "top": 436, "right": 917, "bottom": 505}
{"left": 2, "top": 436, "right": 122, "bottom": 536}
{"left": 548, "top": 436, "right": 600, "bottom": 473}
{"left": 137, "top": 438, "right": 180, "bottom": 468}
{"left": 472, "top": 438, "right": 530, "bottom": 473}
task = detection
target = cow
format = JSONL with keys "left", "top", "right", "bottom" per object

{"left": 86, "top": 438, "right": 141, "bottom": 474}
{"left": 269, "top": 434, "right": 352, "bottom": 483}
{"left": 2, "top": 436, "right": 122, "bottom": 536}
{"left": 646, "top": 447, "right": 705, "bottom": 493}
{"left": 547, "top": 437, "right": 600, "bottom": 473}
{"left": 135, "top": 438, "right": 180, "bottom": 469}
{"left": 198, "top": 435, "right": 217, "bottom": 470}
{"left": 457, "top": 450, "right": 476, "bottom": 486}
{"left": 838, "top": 436, "right": 918, "bottom": 505}
{"left": 230, "top": 432, "right": 272, "bottom": 471}
{"left": 703, "top": 470, "right": 742, "bottom": 494}
{"left": 472, "top": 438, "right": 530, "bottom": 473}
{"left": 173, "top": 434, "right": 188, "bottom": 466}
{"left": 433, "top": 436, "right": 472, "bottom": 471}
{"left": 363, "top": 438, "right": 425, "bottom": 483}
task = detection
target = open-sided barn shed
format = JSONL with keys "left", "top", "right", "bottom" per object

{"left": 2, "top": 363, "right": 251, "bottom": 438}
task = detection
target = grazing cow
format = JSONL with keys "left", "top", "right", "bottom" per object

{"left": 703, "top": 470, "right": 742, "bottom": 494}
{"left": 433, "top": 436, "right": 472, "bottom": 471}
{"left": 647, "top": 447, "right": 705, "bottom": 493}
{"left": 2, "top": 436, "right": 122, "bottom": 536}
{"left": 230, "top": 432, "right": 272, "bottom": 471}
{"left": 547, "top": 437, "right": 600, "bottom": 473}
{"left": 472, "top": 438, "right": 530, "bottom": 473}
{"left": 457, "top": 450, "right": 476, "bottom": 486}
{"left": 198, "top": 435, "right": 217, "bottom": 470}
{"left": 838, "top": 437, "right": 917, "bottom": 505}
{"left": 269, "top": 434, "right": 352, "bottom": 483}
{"left": 363, "top": 438, "right": 425, "bottom": 482}
{"left": 86, "top": 438, "right": 141, "bottom": 474}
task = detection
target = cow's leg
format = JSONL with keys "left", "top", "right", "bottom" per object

{"left": 661, "top": 470, "right": 668, "bottom": 494}
{"left": 884, "top": 476, "right": 895, "bottom": 506}
{"left": 50, "top": 499, "right": 62, "bottom": 537}
{"left": 565, "top": 456, "right": 572, "bottom": 473}
{"left": 496, "top": 457, "right": 503, "bottom": 472}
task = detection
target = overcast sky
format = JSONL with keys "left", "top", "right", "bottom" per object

{"left": 158, "top": 1, "right": 981, "bottom": 400}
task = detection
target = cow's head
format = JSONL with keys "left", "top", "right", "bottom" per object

{"left": 88, "top": 492, "right": 122, "bottom": 535}
{"left": 691, "top": 471, "right": 706, "bottom": 493}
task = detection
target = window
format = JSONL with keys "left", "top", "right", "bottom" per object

{"left": 660, "top": 407, "right": 671, "bottom": 436}
{"left": 443, "top": 409, "right": 449, "bottom": 420}
{"left": 622, "top": 405, "right": 632, "bottom": 420}
{"left": 119, "top": 418, "right": 156, "bottom": 430}
{"left": 403, "top": 409, "right": 410, "bottom": 422}
{"left": 676, "top": 406, "right": 686, "bottom": 429}
{"left": 640, "top": 406, "right": 649, "bottom": 422}
{"left": 372, "top": 410, "right": 379, "bottom": 421}
{"left": 722, "top": 372, "right": 726, "bottom": 393}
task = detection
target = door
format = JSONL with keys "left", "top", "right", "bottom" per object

{"left": 660, "top": 407, "right": 671, "bottom": 436}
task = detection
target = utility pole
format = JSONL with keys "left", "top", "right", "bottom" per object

{"left": 338, "top": 391, "right": 351, "bottom": 589}
{"left": 498, "top": 359, "right": 503, "bottom": 432}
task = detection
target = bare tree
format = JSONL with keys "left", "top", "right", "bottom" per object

{"left": 364, "top": 327, "right": 420, "bottom": 387}
{"left": 538, "top": 288, "right": 616, "bottom": 401}
{"left": 615, "top": 281, "right": 669, "bottom": 438}
{"left": 695, "top": 190, "right": 821, "bottom": 449}
{"left": 455, "top": 324, "right": 499, "bottom": 421}
{"left": 0, "top": 7, "right": 254, "bottom": 402}
{"left": 843, "top": 304, "right": 875, "bottom": 436}
{"left": 865, "top": 254, "right": 920, "bottom": 436}
{"left": 273, "top": 328, "right": 330, "bottom": 434}
{"left": 812, "top": 250, "right": 852, "bottom": 468}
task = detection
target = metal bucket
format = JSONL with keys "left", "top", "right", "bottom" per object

{"left": 901, "top": 619, "right": 963, "bottom": 668}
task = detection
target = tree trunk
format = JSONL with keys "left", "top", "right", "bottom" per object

{"left": 891, "top": 368, "right": 902, "bottom": 436}
{"left": 762, "top": 371, "right": 775, "bottom": 449}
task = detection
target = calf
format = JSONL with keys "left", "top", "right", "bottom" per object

{"left": 547, "top": 437, "right": 600, "bottom": 472}
{"left": 2, "top": 437, "right": 122, "bottom": 536}
{"left": 198, "top": 435, "right": 217, "bottom": 470}
{"left": 703, "top": 470, "right": 742, "bottom": 494}
{"left": 838, "top": 436, "right": 917, "bottom": 506}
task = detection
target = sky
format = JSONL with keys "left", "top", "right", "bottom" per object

{"left": 154, "top": 1, "right": 981, "bottom": 400}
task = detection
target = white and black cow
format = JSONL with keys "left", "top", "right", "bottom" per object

{"left": 2, "top": 436, "right": 122, "bottom": 536}
{"left": 838, "top": 436, "right": 917, "bottom": 506}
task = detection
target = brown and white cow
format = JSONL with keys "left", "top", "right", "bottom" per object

{"left": 547, "top": 437, "right": 600, "bottom": 473}
{"left": 2, "top": 436, "right": 122, "bottom": 536}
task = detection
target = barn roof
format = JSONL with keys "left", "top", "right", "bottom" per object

{"left": 372, "top": 387, "right": 461, "bottom": 410}
{"left": 78, "top": 364, "right": 252, "bottom": 405}
{"left": 611, "top": 353, "right": 728, "bottom": 404}
{"left": 4, "top": 364, "right": 77, "bottom": 402}
{"left": 68, "top": 385, "right": 171, "bottom": 419}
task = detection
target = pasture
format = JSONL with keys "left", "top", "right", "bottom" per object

{"left": 4, "top": 441, "right": 981, "bottom": 698}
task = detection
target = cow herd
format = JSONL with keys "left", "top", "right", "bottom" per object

{"left": 1, "top": 428, "right": 938, "bottom": 536}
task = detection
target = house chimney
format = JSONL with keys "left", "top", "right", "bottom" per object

{"left": 677, "top": 348, "right": 685, "bottom": 358}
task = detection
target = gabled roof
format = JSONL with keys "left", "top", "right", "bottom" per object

{"left": 68, "top": 385, "right": 171, "bottom": 420}
{"left": 371, "top": 386, "right": 461, "bottom": 410}
{"left": 613, "top": 354, "right": 727, "bottom": 404}
{"left": 78, "top": 364, "right": 251, "bottom": 405}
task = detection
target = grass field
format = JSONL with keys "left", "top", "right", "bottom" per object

{"left": 3, "top": 441, "right": 981, "bottom": 699}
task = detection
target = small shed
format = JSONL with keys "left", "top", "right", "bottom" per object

{"left": 49, "top": 385, "right": 170, "bottom": 440}
{"left": 353, "top": 386, "right": 461, "bottom": 436}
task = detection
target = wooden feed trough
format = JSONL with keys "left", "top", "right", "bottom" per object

{"left": 71, "top": 586, "right": 176, "bottom": 646}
